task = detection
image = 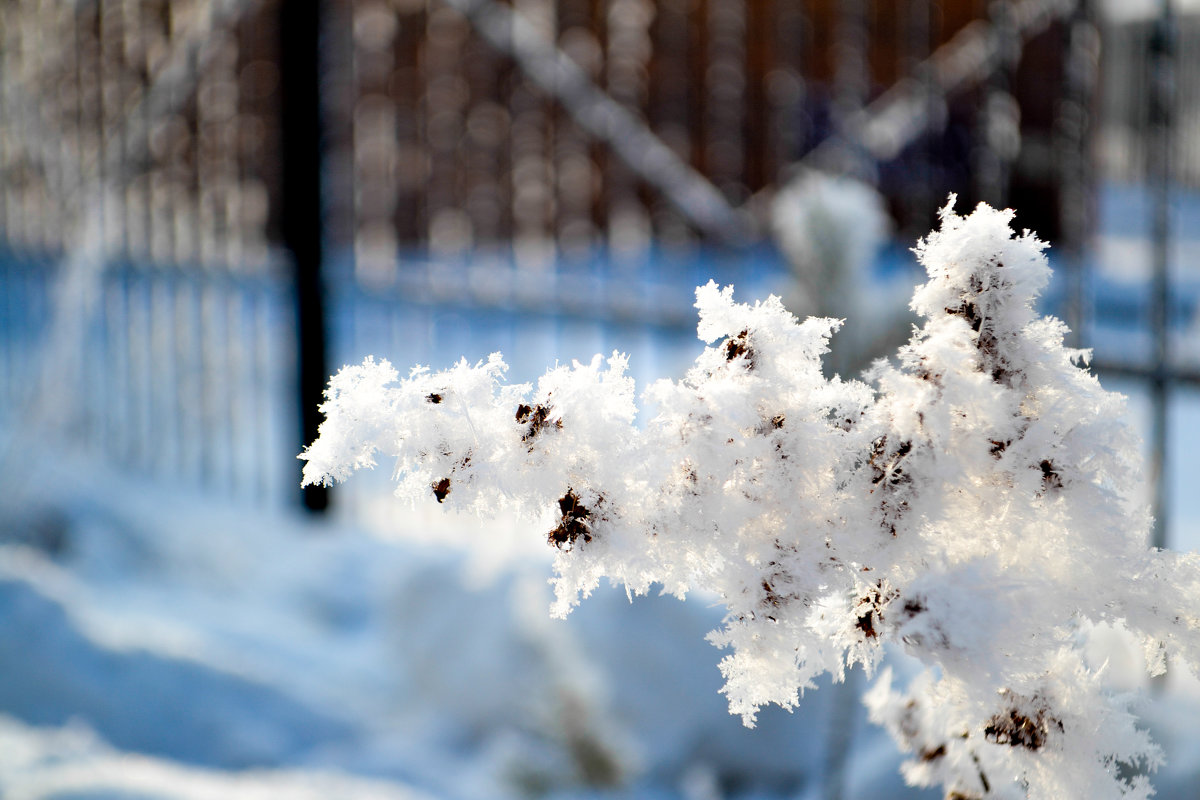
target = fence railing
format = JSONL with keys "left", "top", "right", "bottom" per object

{"left": 0, "top": 0, "right": 1196, "bottom": 538}
{"left": 0, "top": 248, "right": 297, "bottom": 505}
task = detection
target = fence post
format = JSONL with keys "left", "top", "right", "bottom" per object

{"left": 1148, "top": 0, "right": 1174, "bottom": 550}
{"left": 1058, "top": 0, "right": 1096, "bottom": 350}
{"left": 280, "top": 0, "right": 330, "bottom": 512}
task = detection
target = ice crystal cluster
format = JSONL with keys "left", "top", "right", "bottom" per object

{"left": 302, "top": 199, "right": 1200, "bottom": 800}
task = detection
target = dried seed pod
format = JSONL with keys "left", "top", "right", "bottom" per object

{"left": 1039, "top": 460, "right": 1063, "bottom": 493}
{"left": 516, "top": 402, "right": 562, "bottom": 448}
{"left": 724, "top": 329, "right": 755, "bottom": 368}
{"left": 855, "top": 580, "right": 898, "bottom": 639}
{"left": 984, "top": 693, "right": 1062, "bottom": 751}
{"left": 548, "top": 489, "right": 597, "bottom": 549}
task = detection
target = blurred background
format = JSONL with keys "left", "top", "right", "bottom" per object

{"left": 1, "top": 0, "right": 1200, "bottom": 798}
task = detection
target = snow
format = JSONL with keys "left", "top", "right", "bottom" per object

{"left": 3, "top": 187, "right": 1200, "bottom": 797}
{"left": 0, "top": 446, "right": 942, "bottom": 799}
{"left": 5, "top": 448, "right": 1197, "bottom": 799}
{"left": 1098, "top": 0, "right": 1200, "bottom": 24}
{"left": 0, "top": 715, "right": 435, "bottom": 800}
{"left": 302, "top": 198, "right": 1200, "bottom": 799}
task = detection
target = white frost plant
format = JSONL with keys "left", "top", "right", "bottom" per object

{"left": 301, "top": 199, "right": 1200, "bottom": 800}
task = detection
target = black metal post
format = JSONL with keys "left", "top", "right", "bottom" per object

{"left": 1058, "top": 1, "right": 1096, "bottom": 350}
{"left": 1148, "top": 0, "right": 1174, "bottom": 550}
{"left": 977, "top": 0, "right": 1019, "bottom": 209}
{"left": 280, "top": 0, "right": 330, "bottom": 512}
{"left": 904, "top": 0, "right": 935, "bottom": 238}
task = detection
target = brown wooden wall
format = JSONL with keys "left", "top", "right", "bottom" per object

{"left": 0, "top": 0, "right": 1078, "bottom": 274}
{"left": 324, "top": 0, "right": 1028, "bottom": 277}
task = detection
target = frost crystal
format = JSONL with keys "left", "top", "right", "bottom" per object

{"left": 301, "top": 198, "right": 1200, "bottom": 799}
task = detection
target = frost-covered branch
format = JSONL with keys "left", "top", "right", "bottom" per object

{"left": 301, "top": 198, "right": 1200, "bottom": 800}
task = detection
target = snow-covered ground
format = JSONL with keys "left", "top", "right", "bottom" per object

{"left": 3, "top": 404, "right": 1200, "bottom": 800}
{"left": 0, "top": 445, "right": 927, "bottom": 800}
{"left": 2, "top": 183, "right": 1200, "bottom": 798}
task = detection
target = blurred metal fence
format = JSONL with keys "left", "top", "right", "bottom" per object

{"left": 1, "top": 0, "right": 1195, "bottom": 520}
{"left": 0, "top": 0, "right": 297, "bottom": 502}
{"left": 324, "top": 0, "right": 1075, "bottom": 267}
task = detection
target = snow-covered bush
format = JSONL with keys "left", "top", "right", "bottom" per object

{"left": 302, "top": 198, "right": 1200, "bottom": 800}
{"left": 772, "top": 169, "right": 912, "bottom": 378}
{"left": 772, "top": 169, "right": 890, "bottom": 321}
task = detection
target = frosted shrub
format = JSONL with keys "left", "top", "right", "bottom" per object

{"left": 772, "top": 169, "right": 890, "bottom": 319}
{"left": 771, "top": 169, "right": 912, "bottom": 378}
{"left": 302, "top": 198, "right": 1200, "bottom": 800}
